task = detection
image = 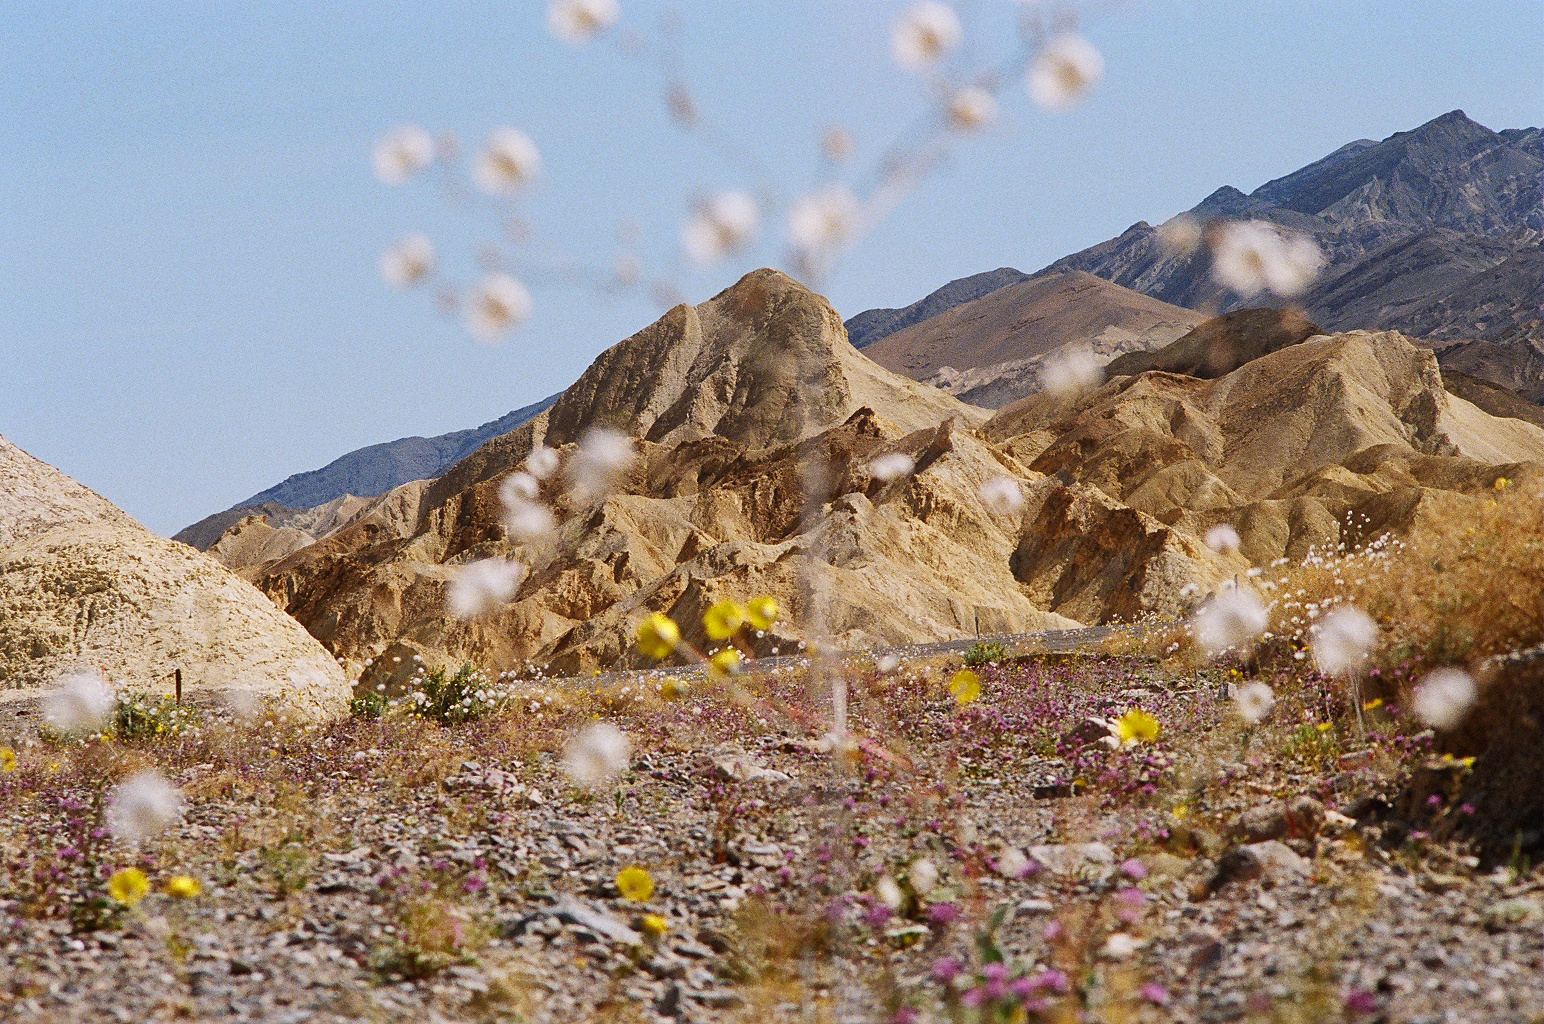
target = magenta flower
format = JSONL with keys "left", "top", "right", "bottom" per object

{"left": 1344, "top": 988, "right": 1379, "bottom": 1016}
{"left": 1140, "top": 982, "right": 1170, "bottom": 1005}
{"left": 1120, "top": 857, "right": 1148, "bottom": 880}
{"left": 930, "top": 957, "right": 962, "bottom": 983}
{"left": 926, "top": 902, "right": 961, "bottom": 926}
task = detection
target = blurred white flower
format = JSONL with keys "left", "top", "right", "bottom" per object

{"left": 502, "top": 498, "right": 556, "bottom": 543}
{"left": 380, "top": 234, "right": 434, "bottom": 288}
{"left": 996, "top": 847, "right": 1030, "bottom": 879}
{"left": 946, "top": 87, "right": 997, "bottom": 132}
{"left": 474, "top": 129, "right": 542, "bottom": 195}
{"left": 788, "top": 186, "right": 861, "bottom": 258}
{"left": 978, "top": 476, "right": 1025, "bottom": 517}
{"left": 1179, "top": 582, "right": 1202, "bottom": 599}
{"left": 1039, "top": 344, "right": 1103, "bottom": 397}
{"left": 876, "top": 653, "right": 901, "bottom": 673}
{"left": 1233, "top": 681, "right": 1275, "bottom": 724}
{"left": 821, "top": 126, "right": 855, "bottom": 163}
{"left": 1027, "top": 34, "right": 1104, "bottom": 110}
{"left": 1311, "top": 605, "right": 1378, "bottom": 675}
{"left": 1204, "top": 524, "right": 1242, "bottom": 554}
{"left": 501, "top": 471, "right": 541, "bottom": 504}
{"left": 372, "top": 124, "right": 435, "bottom": 184}
{"left": 525, "top": 444, "right": 560, "bottom": 480}
{"left": 1101, "top": 932, "right": 1139, "bottom": 960}
{"left": 1210, "top": 221, "right": 1323, "bottom": 297}
{"left": 891, "top": 2, "right": 962, "bottom": 71}
{"left": 42, "top": 672, "right": 116, "bottom": 734}
{"left": 466, "top": 273, "right": 533, "bottom": 340}
{"left": 106, "top": 771, "right": 183, "bottom": 844}
{"left": 1157, "top": 214, "right": 1202, "bottom": 256}
{"left": 875, "top": 875, "right": 904, "bottom": 910}
{"left": 567, "top": 427, "right": 635, "bottom": 500}
{"left": 562, "top": 722, "right": 632, "bottom": 788}
{"left": 908, "top": 857, "right": 939, "bottom": 895}
{"left": 546, "top": 0, "right": 619, "bottom": 45}
{"left": 1411, "top": 668, "right": 1476, "bottom": 730}
{"left": 681, "top": 191, "right": 760, "bottom": 266}
{"left": 1193, "top": 587, "right": 1268, "bottom": 657}
{"left": 868, "top": 452, "right": 915, "bottom": 482}
{"left": 446, "top": 559, "right": 526, "bottom": 618}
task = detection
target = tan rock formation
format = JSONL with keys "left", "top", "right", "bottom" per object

{"left": 0, "top": 435, "right": 350, "bottom": 716}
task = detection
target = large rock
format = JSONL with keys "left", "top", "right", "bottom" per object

{"left": 0, "top": 435, "right": 350, "bottom": 716}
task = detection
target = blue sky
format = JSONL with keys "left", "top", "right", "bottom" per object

{"left": 4, "top": 0, "right": 1541, "bottom": 535}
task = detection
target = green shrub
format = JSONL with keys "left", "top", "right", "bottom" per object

{"left": 408, "top": 664, "right": 503, "bottom": 725}
{"left": 113, "top": 691, "right": 199, "bottom": 741}
{"left": 963, "top": 641, "right": 1010, "bottom": 668}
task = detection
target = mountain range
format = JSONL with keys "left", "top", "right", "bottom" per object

{"left": 178, "top": 110, "right": 1541, "bottom": 559}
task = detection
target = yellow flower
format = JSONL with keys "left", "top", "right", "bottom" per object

{"left": 745, "top": 596, "right": 779, "bottom": 631}
{"left": 635, "top": 613, "right": 681, "bottom": 660}
{"left": 164, "top": 875, "right": 201, "bottom": 899}
{"left": 0, "top": 747, "right": 16, "bottom": 773}
{"left": 1362, "top": 698, "right": 1383, "bottom": 712}
{"left": 702, "top": 600, "right": 746, "bottom": 641}
{"left": 659, "top": 678, "right": 689, "bottom": 700}
{"left": 708, "top": 648, "right": 743, "bottom": 678}
{"left": 108, "top": 868, "right": 149, "bottom": 906}
{"left": 1494, "top": 476, "right": 1510, "bottom": 492}
{"left": 615, "top": 866, "right": 654, "bottom": 902}
{"left": 1171, "top": 804, "right": 1190, "bottom": 820}
{"left": 1316, "top": 722, "right": 1333, "bottom": 733}
{"left": 640, "top": 913, "right": 668, "bottom": 938}
{"left": 948, "top": 669, "right": 981, "bottom": 706}
{"left": 1112, "top": 709, "right": 1160, "bottom": 746}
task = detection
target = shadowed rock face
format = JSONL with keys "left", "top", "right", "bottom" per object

{"left": 210, "top": 269, "right": 1543, "bottom": 681}
{"left": 0, "top": 435, "right": 350, "bottom": 716}
{"left": 1031, "top": 113, "right": 1543, "bottom": 409}
{"left": 1104, "top": 308, "right": 1324, "bottom": 381}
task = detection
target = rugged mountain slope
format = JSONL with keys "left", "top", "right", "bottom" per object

{"left": 0, "top": 435, "right": 350, "bottom": 714}
{"left": 1104, "top": 308, "right": 1324, "bottom": 381}
{"left": 175, "top": 393, "right": 559, "bottom": 549}
{"left": 862, "top": 272, "right": 1203, "bottom": 408}
{"left": 843, "top": 267, "right": 1029, "bottom": 350}
{"left": 210, "top": 271, "right": 1542, "bottom": 681}
{"left": 1039, "top": 110, "right": 1543, "bottom": 344}
{"left": 989, "top": 330, "right": 1544, "bottom": 584}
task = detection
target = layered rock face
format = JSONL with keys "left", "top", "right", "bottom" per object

{"left": 0, "top": 436, "right": 351, "bottom": 714}
{"left": 211, "top": 273, "right": 1541, "bottom": 680}
{"left": 863, "top": 271, "right": 1204, "bottom": 408}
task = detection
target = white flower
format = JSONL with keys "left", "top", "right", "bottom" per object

{"left": 891, "top": 2, "right": 962, "bottom": 71}
{"left": 908, "top": 858, "right": 939, "bottom": 896}
{"left": 1193, "top": 587, "right": 1268, "bottom": 657}
{"left": 867, "top": 452, "right": 915, "bottom": 482}
{"left": 372, "top": 125, "right": 435, "bottom": 184}
{"left": 42, "top": 672, "right": 116, "bottom": 734}
{"left": 1204, "top": 524, "right": 1241, "bottom": 554}
{"left": 1210, "top": 221, "right": 1323, "bottom": 297}
{"left": 474, "top": 128, "right": 542, "bottom": 196}
{"left": 978, "top": 476, "right": 1025, "bottom": 517}
{"left": 946, "top": 87, "right": 997, "bottom": 132}
{"left": 1411, "top": 668, "right": 1476, "bottom": 730}
{"left": 876, "top": 653, "right": 901, "bottom": 673}
{"left": 875, "top": 875, "right": 904, "bottom": 910}
{"left": 1179, "top": 582, "right": 1202, "bottom": 600}
{"left": 106, "top": 771, "right": 183, "bottom": 844}
{"left": 501, "top": 471, "right": 541, "bottom": 504}
{"left": 466, "top": 273, "right": 533, "bottom": 340}
{"left": 1157, "top": 214, "right": 1202, "bottom": 256}
{"left": 525, "top": 445, "right": 560, "bottom": 480}
{"left": 446, "top": 559, "right": 526, "bottom": 618}
{"left": 566, "top": 427, "right": 635, "bottom": 500}
{"left": 502, "top": 499, "right": 556, "bottom": 543}
{"left": 1233, "top": 681, "right": 1275, "bottom": 725}
{"left": 1311, "top": 606, "right": 1378, "bottom": 676}
{"left": 1039, "top": 345, "right": 1103, "bottom": 397}
{"left": 787, "top": 186, "right": 861, "bottom": 257}
{"left": 546, "top": 0, "right": 619, "bottom": 45}
{"left": 1101, "top": 932, "right": 1139, "bottom": 960}
{"left": 996, "top": 847, "right": 1030, "bottom": 879}
{"left": 681, "top": 191, "right": 760, "bottom": 266}
{"left": 1027, "top": 34, "right": 1104, "bottom": 111}
{"left": 562, "top": 722, "right": 632, "bottom": 788}
{"left": 380, "top": 234, "right": 434, "bottom": 288}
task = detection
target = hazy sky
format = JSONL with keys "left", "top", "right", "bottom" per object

{"left": 5, "top": 1, "right": 1541, "bottom": 535}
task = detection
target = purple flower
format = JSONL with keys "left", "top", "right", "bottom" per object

{"left": 890, "top": 1009, "right": 919, "bottom": 1024}
{"left": 959, "top": 987, "right": 985, "bottom": 1008}
{"left": 926, "top": 902, "right": 960, "bottom": 926}
{"left": 1034, "top": 969, "right": 1070, "bottom": 994}
{"left": 1460, "top": 803, "right": 1476, "bottom": 816}
{"left": 1344, "top": 988, "right": 1379, "bottom": 1016}
{"left": 1425, "top": 794, "right": 1442, "bottom": 808}
{"left": 1140, "top": 982, "right": 1170, "bottom": 1005}
{"left": 929, "top": 957, "right": 962, "bottom": 983}
{"left": 1120, "top": 858, "right": 1148, "bottom": 880}
{"left": 1042, "top": 920, "right": 1064, "bottom": 942}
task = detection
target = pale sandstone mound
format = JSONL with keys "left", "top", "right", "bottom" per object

{"left": 239, "top": 271, "right": 1080, "bottom": 676}
{"left": 864, "top": 271, "right": 1204, "bottom": 408}
{"left": 0, "top": 435, "right": 350, "bottom": 715}
{"left": 989, "top": 330, "right": 1544, "bottom": 580}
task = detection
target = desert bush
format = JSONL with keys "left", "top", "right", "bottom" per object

{"left": 963, "top": 640, "right": 1010, "bottom": 668}
{"left": 113, "top": 691, "right": 200, "bottom": 741}
{"left": 405, "top": 664, "right": 506, "bottom": 725}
